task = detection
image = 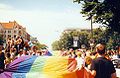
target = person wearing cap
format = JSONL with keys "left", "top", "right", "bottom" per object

{"left": 89, "top": 43, "right": 116, "bottom": 78}
{"left": 0, "top": 40, "right": 6, "bottom": 73}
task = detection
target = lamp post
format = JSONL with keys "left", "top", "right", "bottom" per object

{"left": 90, "top": 0, "right": 104, "bottom": 39}
{"left": 90, "top": 15, "right": 93, "bottom": 39}
{"left": 89, "top": 0, "right": 104, "bottom": 51}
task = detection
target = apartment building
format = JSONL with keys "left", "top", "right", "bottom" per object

{"left": 0, "top": 21, "right": 30, "bottom": 42}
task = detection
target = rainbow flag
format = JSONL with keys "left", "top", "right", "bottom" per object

{"left": 0, "top": 56, "right": 94, "bottom": 78}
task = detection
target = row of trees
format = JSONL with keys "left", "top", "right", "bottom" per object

{"left": 34, "top": 42, "right": 48, "bottom": 50}
{"left": 30, "top": 37, "right": 48, "bottom": 49}
{"left": 52, "top": 28, "right": 120, "bottom": 51}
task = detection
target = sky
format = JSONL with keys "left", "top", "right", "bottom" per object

{"left": 0, "top": 0, "right": 99, "bottom": 49}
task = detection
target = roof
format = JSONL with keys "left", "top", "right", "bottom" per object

{"left": 1, "top": 21, "right": 15, "bottom": 29}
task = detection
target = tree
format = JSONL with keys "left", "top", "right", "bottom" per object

{"left": 52, "top": 28, "right": 120, "bottom": 50}
{"left": 74, "top": 0, "right": 120, "bottom": 33}
{"left": 52, "top": 29, "right": 90, "bottom": 50}
{"left": 91, "top": 28, "right": 120, "bottom": 50}
{"left": 106, "top": 31, "right": 120, "bottom": 50}
{"left": 52, "top": 40, "right": 62, "bottom": 50}
{"left": 79, "top": 31, "right": 90, "bottom": 48}
{"left": 34, "top": 42, "right": 48, "bottom": 50}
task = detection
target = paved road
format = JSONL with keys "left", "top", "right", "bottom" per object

{"left": 116, "top": 68, "right": 120, "bottom": 78}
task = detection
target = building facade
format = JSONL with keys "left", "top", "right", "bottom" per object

{"left": 0, "top": 21, "right": 30, "bottom": 42}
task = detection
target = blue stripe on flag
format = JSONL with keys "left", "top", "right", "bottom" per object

{"left": 12, "top": 56, "right": 37, "bottom": 78}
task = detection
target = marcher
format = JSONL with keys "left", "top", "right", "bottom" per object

{"left": 5, "top": 52, "right": 12, "bottom": 66}
{"left": 85, "top": 56, "right": 92, "bottom": 69}
{"left": 75, "top": 52, "right": 85, "bottom": 70}
{"left": 89, "top": 43, "right": 116, "bottom": 78}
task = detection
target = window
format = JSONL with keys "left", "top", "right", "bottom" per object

{"left": 4, "top": 30, "right": 6, "bottom": 33}
{"left": 8, "top": 30, "right": 11, "bottom": 33}
{"left": 19, "top": 27, "right": 21, "bottom": 29}
{"left": 8, "top": 35, "right": 11, "bottom": 38}
{"left": 14, "top": 30, "right": 16, "bottom": 33}
{"left": 14, "top": 35, "right": 16, "bottom": 38}
{"left": 19, "top": 31, "right": 22, "bottom": 34}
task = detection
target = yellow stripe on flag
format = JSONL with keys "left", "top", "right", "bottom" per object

{"left": 43, "top": 56, "right": 77, "bottom": 78}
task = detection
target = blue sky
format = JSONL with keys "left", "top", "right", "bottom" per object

{"left": 0, "top": 0, "right": 99, "bottom": 49}
{"left": 0, "top": 0, "right": 81, "bottom": 11}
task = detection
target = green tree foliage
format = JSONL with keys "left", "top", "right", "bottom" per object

{"left": 52, "top": 28, "right": 120, "bottom": 51}
{"left": 92, "top": 28, "right": 106, "bottom": 44}
{"left": 52, "top": 29, "right": 90, "bottom": 50}
{"left": 35, "top": 42, "right": 48, "bottom": 50}
{"left": 106, "top": 32, "right": 120, "bottom": 50}
{"left": 52, "top": 40, "right": 62, "bottom": 50}
{"left": 74, "top": 0, "right": 120, "bottom": 33}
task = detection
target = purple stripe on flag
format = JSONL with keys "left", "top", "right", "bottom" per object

{"left": 5, "top": 56, "right": 31, "bottom": 72}
{"left": 0, "top": 72, "right": 12, "bottom": 78}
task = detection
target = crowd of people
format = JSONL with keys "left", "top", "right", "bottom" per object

{"left": 60, "top": 44, "right": 120, "bottom": 78}
{"left": 0, "top": 36, "right": 49, "bottom": 73}
{"left": 60, "top": 46, "right": 120, "bottom": 61}
{"left": 0, "top": 36, "right": 119, "bottom": 78}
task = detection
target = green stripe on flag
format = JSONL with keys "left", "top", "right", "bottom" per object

{"left": 26, "top": 56, "right": 47, "bottom": 78}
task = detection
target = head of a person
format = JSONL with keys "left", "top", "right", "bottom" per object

{"left": 31, "top": 46, "right": 37, "bottom": 52}
{"left": 85, "top": 56, "right": 92, "bottom": 65}
{"left": 6, "top": 52, "right": 11, "bottom": 58}
{"left": 76, "top": 52, "right": 81, "bottom": 57}
{"left": 95, "top": 43, "right": 105, "bottom": 55}
{"left": 37, "top": 50, "right": 42, "bottom": 56}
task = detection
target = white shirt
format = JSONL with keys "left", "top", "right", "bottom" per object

{"left": 75, "top": 57, "right": 85, "bottom": 69}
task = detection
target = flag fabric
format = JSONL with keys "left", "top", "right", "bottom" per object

{"left": 44, "top": 51, "right": 52, "bottom": 56}
{"left": 0, "top": 56, "right": 94, "bottom": 78}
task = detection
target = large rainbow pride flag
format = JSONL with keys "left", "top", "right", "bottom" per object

{"left": 0, "top": 56, "right": 94, "bottom": 78}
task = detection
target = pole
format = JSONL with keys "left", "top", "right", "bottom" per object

{"left": 90, "top": 15, "right": 94, "bottom": 52}
{"left": 91, "top": 16, "right": 93, "bottom": 39}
